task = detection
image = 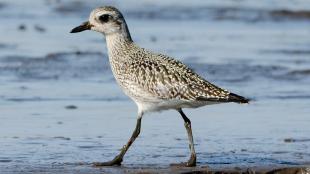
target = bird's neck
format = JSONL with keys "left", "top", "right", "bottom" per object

{"left": 105, "top": 24, "right": 134, "bottom": 61}
{"left": 106, "top": 33, "right": 132, "bottom": 52}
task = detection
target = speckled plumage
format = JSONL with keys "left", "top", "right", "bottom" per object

{"left": 111, "top": 42, "right": 221, "bottom": 100}
{"left": 96, "top": 6, "right": 249, "bottom": 113}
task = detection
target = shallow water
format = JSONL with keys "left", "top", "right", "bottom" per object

{"left": 0, "top": 0, "right": 310, "bottom": 171}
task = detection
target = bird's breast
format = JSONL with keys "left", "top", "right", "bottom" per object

{"left": 108, "top": 57, "right": 157, "bottom": 102}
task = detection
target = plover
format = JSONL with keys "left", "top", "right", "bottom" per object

{"left": 71, "top": 6, "right": 249, "bottom": 167}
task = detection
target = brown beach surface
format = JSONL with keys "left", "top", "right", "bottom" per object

{"left": 2, "top": 163, "right": 309, "bottom": 174}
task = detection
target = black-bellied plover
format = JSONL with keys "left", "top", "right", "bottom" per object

{"left": 71, "top": 6, "right": 249, "bottom": 167}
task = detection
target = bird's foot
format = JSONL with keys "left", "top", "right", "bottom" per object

{"left": 92, "top": 155, "right": 123, "bottom": 167}
{"left": 170, "top": 154, "right": 196, "bottom": 167}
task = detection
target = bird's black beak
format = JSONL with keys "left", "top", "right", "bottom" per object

{"left": 70, "top": 21, "right": 92, "bottom": 33}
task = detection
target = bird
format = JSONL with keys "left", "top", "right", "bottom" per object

{"left": 70, "top": 6, "right": 249, "bottom": 167}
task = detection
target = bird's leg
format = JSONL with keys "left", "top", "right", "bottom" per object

{"left": 171, "top": 109, "right": 196, "bottom": 167}
{"left": 93, "top": 114, "right": 142, "bottom": 167}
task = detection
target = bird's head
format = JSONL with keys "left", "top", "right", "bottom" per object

{"left": 70, "top": 6, "right": 126, "bottom": 36}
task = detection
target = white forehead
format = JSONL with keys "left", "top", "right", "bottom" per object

{"left": 90, "top": 6, "right": 122, "bottom": 19}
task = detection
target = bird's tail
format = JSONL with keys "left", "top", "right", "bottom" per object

{"left": 228, "top": 93, "right": 250, "bottom": 104}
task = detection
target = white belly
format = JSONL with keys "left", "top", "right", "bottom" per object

{"left": 135, "top": 99, "right": 219, "bottom": 113}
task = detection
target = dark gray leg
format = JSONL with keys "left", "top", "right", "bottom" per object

{"left": 93, "top": 113, "right": 142, "bottom": 166}
{"left": 171, "top": 109, "right": 196, "bottom": 167}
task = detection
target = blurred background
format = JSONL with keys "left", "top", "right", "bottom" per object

{"left": 0, "top": 0, "right": 309, "bottom": 171}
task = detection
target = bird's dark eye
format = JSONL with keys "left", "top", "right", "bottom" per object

{"left": 99, "top": 14, "right": 111, "bottom": 23}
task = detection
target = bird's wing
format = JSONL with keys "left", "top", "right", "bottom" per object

{"left": 126, "top": 53, "right": 241, "bottom": 102}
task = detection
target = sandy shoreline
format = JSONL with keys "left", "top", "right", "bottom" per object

{"left": 1, "top": 163, "right": 309, "bottom": 174}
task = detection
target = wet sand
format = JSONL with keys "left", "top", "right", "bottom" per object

{"left": 2, "top": 163, "right": 309, "bottom": 174}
